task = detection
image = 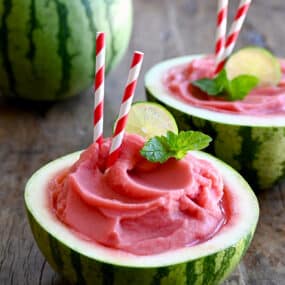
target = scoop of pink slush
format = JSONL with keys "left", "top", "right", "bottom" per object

{"left": 164, "top": 56, "right": 285, "bottom": 115}
{"left": 49, "top": 134, "right": 225, "bottom": 255}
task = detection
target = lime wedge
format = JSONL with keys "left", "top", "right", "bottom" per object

{"left": 126, "top": 102, "right": 178, "bottom": 139}
{"left": 225, "top": 47, "right": 282, "bottom": 86}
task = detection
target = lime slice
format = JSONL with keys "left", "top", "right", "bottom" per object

{"left": 225, "top": 47, "right": 281, "bottom": 86}
{"left": 126, "top": 102, "right": 178, "bottom": 139}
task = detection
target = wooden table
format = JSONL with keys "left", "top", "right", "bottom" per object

{"left": 1, "top": 1, "right": 284, "bottom": 284}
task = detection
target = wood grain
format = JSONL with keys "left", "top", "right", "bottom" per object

{"left": 0, "top": 0, "right": 284, "bottom": 284}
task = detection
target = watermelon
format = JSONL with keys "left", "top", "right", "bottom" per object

{"left": 25, "top": 151, "right": 259, "bottom": 285}
{"left": 0, "top": 0, "right": 132, "bottom": 101}
{"left": 145, "top": 55, "right": 285, "bottom": 190}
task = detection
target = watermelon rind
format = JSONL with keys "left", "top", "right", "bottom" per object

{"left": 25, "top": 151, "right": 259, "bottom": 285}
{"left": 0, "top": 0, "right": 132, "bottom": 101}
{"left": 145, "top": 55, "right": 285, "bottom": 190}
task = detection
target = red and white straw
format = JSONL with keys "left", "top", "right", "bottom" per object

{"left": 214, "top": 0, "right": 228, "bottom": 75}
{"left": 225, "top": 0, "right": 252, "bottom": 58}
{"left": 215, "top": 0, "right": 252, "bottom": 74}
{"left": 93, "top": 32, "right": 105, "bottom": 144}
{"left": 107, "top": 51, "right": 144, "bottom": 168}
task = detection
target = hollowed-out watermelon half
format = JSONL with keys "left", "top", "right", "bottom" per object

{"left": 25, "top": 151, "right": 259, "bottom": 285}
{"left": 145, "top": 55, "right": 285, "bottom": 190}
{"left": 0, "top": 0, "right": 132, "bottom": 101}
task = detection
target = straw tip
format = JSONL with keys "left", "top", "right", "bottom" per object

{"left": 131, "top": 51, "right": 144, "bottom": 67}
{"left": 134, "top": 51, "right": 144, "bottom": 56}
{"left": 96, "top": 31, "right": 105, "bottom": 36}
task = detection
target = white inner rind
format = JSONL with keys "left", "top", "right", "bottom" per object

{"left": 25, "top": 151, "right": 259, "bottom": 268}
{"left": 145, "top": 55, "right": 285, "bottom": 127}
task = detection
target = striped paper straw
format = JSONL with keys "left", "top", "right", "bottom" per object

{"left": 214, "top": 0, "right": 228, "bottom": 75}
{"left": 93, "top": 32, "right": 105, "bottom": 144}
{"left": 215, "top": 0, "right": 252, "bottom": 74}
{"left": 107, "top": 51, "right": 144, "bottom": 168}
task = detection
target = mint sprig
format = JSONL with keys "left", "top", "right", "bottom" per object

{"left": 140, "top": 131, "right": 212, "bottom": 163}
{"left": 192, "top": 69, "right": 259, "bottom": 101}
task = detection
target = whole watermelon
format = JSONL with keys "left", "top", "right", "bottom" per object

{"left": 0, "top": 0, "right": 132, "bottom": 101}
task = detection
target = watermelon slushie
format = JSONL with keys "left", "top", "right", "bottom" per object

{"left": 145, "top": 54, "right": 285, "bottom": 189}
{"left": 164, "top": 56, "right": 285, "bottom": 115}
{"left": 25, "top": 130, "right": 259, "bottom": 284}
{"left": 49, "top": 133, "right": 226, "bottom": 255}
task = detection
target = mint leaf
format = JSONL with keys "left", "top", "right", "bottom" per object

{"left": 140, "top": 136, "right": 171, "bottom": 163}
{"left": 140, "top": 131, "right": 212, "bottom": 163}
{"left": 192, "top": 78, "right": 223, "bottom": 95}
{"left": 191, "top": 69, "right": 259, "bottom": 101}
{"left": 215, "top": 69, "right": 228, "bottom": 88}
{"left": 228, "top": 75, "right": 259, "bottom": 101}
{"left": 192, "top": 70, "right": 227, "bottom": 95}
{"left": 171, "top": 130, "right": 212, "bottom": 151}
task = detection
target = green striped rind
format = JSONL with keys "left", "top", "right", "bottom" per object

{"left": 26, "top": 209, "right": 254, "bottom": 285}
{"left": 147, "top": 91, "right": 285, "bottom": 190}
{"left": 0, "top": 0, "right": 132, "bottom": 100}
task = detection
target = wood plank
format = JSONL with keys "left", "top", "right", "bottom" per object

{"left": 243, "top": 181, "right": 285, "bottom": 285}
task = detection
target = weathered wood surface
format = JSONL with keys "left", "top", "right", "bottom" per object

{"left": 0, "top": 0, "right": 285, "bottom": 284}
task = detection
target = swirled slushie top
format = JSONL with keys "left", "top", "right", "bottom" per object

{"left": 164, "top": 56, "right": 285, "bottom": 115}
{"left": 49, "top": 134, "right": 226, "bottom": 255}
